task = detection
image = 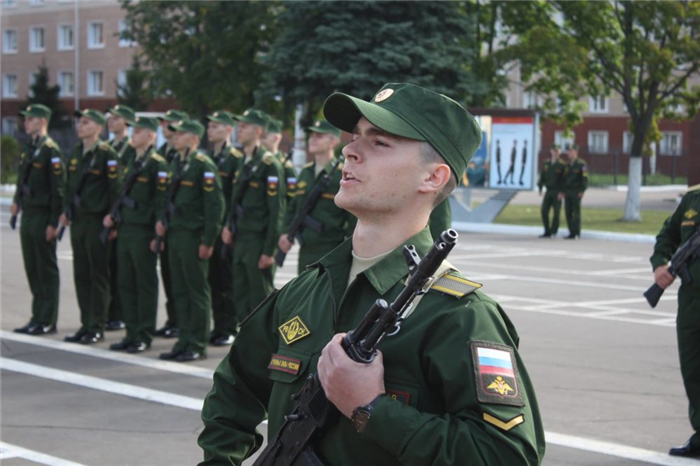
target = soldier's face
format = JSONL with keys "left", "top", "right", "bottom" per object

{"left": 308, "top": 132, "right": 337, "bottom": 156}
{"left": 237, "top": 122, "right": 260, "bottom": 145}
{"left": 336, "top": 117, "right": 426, "bottom": 217}
{"left": 261, "top": 132, "right": 281, "bottom": 152}
{"left": 131, "top": 127, "right": 155, "bottom": 149}
{"left": 77, "top": 116, "right": 102, "bottom": 139}
{"left": 23, "top": 116, "right": 44, "bottom": 135}
{"left": 173, "top": 131, "right": 196, "bottom": 151}
{"left": 207, "top": 121, "right": 229, "bottom": 143}
{"left": 160, "top": 120, "right": 174, "bottom": 138}
{"left": 107, "top": 114, "right": 127, "bottom": 133}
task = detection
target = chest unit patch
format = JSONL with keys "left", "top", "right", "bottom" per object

{"left": 278, "top": 316, "right": 311, "bottom": 345}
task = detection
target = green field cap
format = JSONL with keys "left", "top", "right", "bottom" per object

{"left": 307, "top": 119, "right": 340, "bottom": 137}
{"left": 158, "top": 109, "right": 189, "bottom": 122}
{"left": 74, "top": 108, "right": 107, "bottom": 126}
{"left": 234, "top": 108, "right": 268, "bottom": 128}
{"left": 19, "top": 103, "right": 51, "bottom": 120}
{"left": 106, "top": 104, "right": 135, "bottom": 122}
{"left": 323, "top": 83, "right": 482, "bottom": 184}
{"left": 129, "top": 116, "right": 159, "bottom": 132}
{"left": 169, "top": 119, "right": 204, "bottom": 138}
{"left": 206, "top": 111, "right": 235, "bottom": 126}
{"left": 266, "top": 117, "right": 283, "bottom": 134}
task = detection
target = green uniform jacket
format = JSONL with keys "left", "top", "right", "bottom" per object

{"left": 564, "top": 158, "right": 588, "bottom": 194}
{"left": 276, "top": 151, "right": 298, "bottom": 200}
{"left": 157, "top": 142, "right": 179, "bottom": 165}
{"left": 14, "top": 136, "right": 65, "bottom": 226}
{"left": 110, "top": 137, "right": 135, "bottom": 167}
{"left": 119, "top": 148, "right": 169, "bottom": 228}
{"left": 283, "top": 158, "right": 355, "bottom": 247}
{"left": 199, "top": 228, "right": 546, "bottom": 465}
{"left": 227, "top": 148, "right": 285, "bottom": 256}
{"left": 64, "top": 141, "right": 122, "bottom": 216}
{"left": 650, "top": 186, "right": 700, "bottom": 288}
{"left": 537, "top": 159, "right": 566, "bottom": 194}
{"left": 162, "top": 151, "right": 225, "bottom": 247}
{"left": 210, "top": 143, "right": 243, "bottom": 209}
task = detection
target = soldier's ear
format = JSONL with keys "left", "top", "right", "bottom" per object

{"left": 419, "top": 163, "right": 451, "bottom": 195}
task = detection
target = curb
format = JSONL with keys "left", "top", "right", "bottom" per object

{"left": 452, "top": 222, "right": 656, "bottom": 244}
{"left": 606, "top": 184, "right": 687, "bottom": 193}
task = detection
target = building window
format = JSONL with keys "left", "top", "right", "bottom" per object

{"left": 29, "top": 0, "right": 45, "bottom": 5}
{"left": 29, "top": 27, "right": 45, "bottom": 52}
{"left": 57, "top": 24, "right": 74, "bottom": 51}
{"left": 87, "top": 22, "right": 104, "bottom": 49}
{"left": 523, "top": 91, "right": 538, "bottom": 109}
{"left": 117, "top": 69, "right": 127, "bottom": 89}
{"left": 28, "top": 72, "right": 39, "bottom": 97}
{"left": 2, "top": 117, "right": 19, "bottom": 136}
{"left": 2, "top": 0, "right": 18, "bottom": 7}
{"left": 554, "top": 130, "right": 575, "bottom": 151}
{"left": 2, "top": 74, "right": 18, "bottom": 98}
{"left": 659, "top": 132, "right": 682, "bottom": 156}
{"left": 87, "top": 70, "right": 104, "bottom": 96}
{"left": 588, "top": 95, "right": 609, "bottom": 114}
{"left": 58, "top": 71, "right": 74, "bottom": 97}
{"left": 588, "top": 131, "right": 609, "bottom": 154}
{"left": 3, "top": 30, "right": 18, "bottom": 54}
{"left": 623, "top": 131, "right": 633, "bottom": 154}
{"left": 118, "top": 20, "right": 136, "bottom": 47}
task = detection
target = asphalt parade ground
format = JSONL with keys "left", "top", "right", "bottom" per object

{"left": 1, "top": 207, "right": 696, "bottom": 466}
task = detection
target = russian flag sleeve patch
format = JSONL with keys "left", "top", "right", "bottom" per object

{"left": 471, "top": 341, "right": 524, "bottom": 407}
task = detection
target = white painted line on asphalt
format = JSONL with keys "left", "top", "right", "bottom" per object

{"left": 0, "top": 331, "right": 215, "bottom": 379}
{"left": 0, "top": 442, "right": 87, "bottom": 466}
{"left": 589, "top": 267, "right": 653, "bottom": 275}
{"left": 465, "top": 261, "right": 655, "bottom": 282}
{"left": 470, "top": 270, "right": 650, "bottom": 292}
{"left": 546, "top": 432, "right": 700, "bottom": 466}
{"left": 1, "top": 357, "right": 204, "bottom": 411}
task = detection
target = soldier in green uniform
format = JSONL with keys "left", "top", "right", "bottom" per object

{"left": 206, "top": 111, "right": 244, "bottom": 346}
{"left": 262, "top": 116, "right": 298, "bottom": 202}
{"left": 651, "top": 184, "right": 700, "bottom": 458}
{"left": 278, "top": 119, "right": 356, "bottom": 275}
{"left": 104, "top": 117, "right": 168, "bottom": 353}
{"left": 221, "top": 109, "right": 285, "bottom": 325}
{"left": 12, "top": 104, "right": 65, "bottom": 336}
{"left": 60, "top": 109, "right": 122, "bottom": 344}
{"left": 537, "top": 145, "right": 566, "bottom": 238}
{"left": 104, "top": 104, "right": 136, "bottom": 332}
{"left": 199, "top": 83, "right": 545, "bottom": 465}
{"left": 155, "top": 109, "right": 189, "bottom": 339}
{"left": 156, "top": 120, "right": 224, "bottom": 362}
{"left": 563, "top": 144, "right": 587, "bottom": 239}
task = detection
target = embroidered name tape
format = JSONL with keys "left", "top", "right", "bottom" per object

{"left": 268, "top": 354, "right": 302, "bottom": 375}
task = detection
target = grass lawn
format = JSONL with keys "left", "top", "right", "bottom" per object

{"left": 495, "top": 204, "right": 670, "bottom": 235}
{"left": 588, "top": 172, "right": 687, "bottom": 187}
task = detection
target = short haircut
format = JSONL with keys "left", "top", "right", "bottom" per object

{"left": 419, "top": 142, "right": 457, "bottom": 208}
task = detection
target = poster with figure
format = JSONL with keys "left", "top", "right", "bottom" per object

{"left": 488, "top": 117, "right": 536, "bottom": 190}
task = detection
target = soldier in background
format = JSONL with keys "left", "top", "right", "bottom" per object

{"left": 205, "top": 111, "right": 243, "bottom": 347}
{"left": 537, "top": 145, "right": 566, "bottom": 238}
{"left": 262, "top": 116, "right": 298, "bottom": 202}
{"left": 12, "top": 104, "right": 65, "bottom": 336}
{"left": 563, "top": 144, "right": 587, "bottom": 240}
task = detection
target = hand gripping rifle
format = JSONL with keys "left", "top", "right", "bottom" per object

{"left": 645, "top": 227, "right": 700, "bottom": 308}
{"left": 99, "top": 148, "right": 151, "bottom": 244}
{"left": 254, "top": 229, "right": 459, "bottom": 466}
{"left": 154, "top": 148, "right": 189, "bottom": 254}
{"left": 274, "top": 157, "right": 343, "bottom": 267}
{"left": 57, "top": 150, "right": 97, "bottom": 241}
{"left": 9, "top": 152, "right": 35, "bottom": 230}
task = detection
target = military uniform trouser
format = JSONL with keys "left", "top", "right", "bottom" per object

{"left": 232, "top": 233, "right": 275, "bottom": 325}
{"left": 160, "top": 241, "right": 177, "bottom": 327}
{"left": 541, "top": 191, "right": 562, "bottom": 235}
{"left": 70, "top": 213, "right": 111, "bottom": 333}
{"left": 108, "top": 237, "right": 122, "bottom": 322}
{"left": 20, "top": 208, "right": 60, "bottom": 326}
{"left": 298, "top": 244, "right": 338, "bottom": 276}
{"left": 210, "top": 237, "right": 236, "bottom": 337}
{"left": 565, "top": 192, "right": 582, "bottom": 236}
{"left": 117, "top": 225, "right": 158, "bottom": 345}
{"left": 678, "top": 287, "right": 700, "bottom": 447}
{"left": 168, "top": 228, "right": 211, "bottom": 354}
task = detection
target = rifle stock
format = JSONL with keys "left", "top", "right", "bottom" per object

{"left": 643, "top": 284, "right": 665, "bottom": 308}
{"left": 645, "top": 227, "right": 700, "bottom": 308}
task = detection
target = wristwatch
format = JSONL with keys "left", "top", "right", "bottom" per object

{"left": 351, "top": 394, "right": 386, "bottom": 433}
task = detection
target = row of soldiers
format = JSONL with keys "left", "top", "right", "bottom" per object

{"left": 537, "top": 143, "right": 588, "bottom": 239}
{"left": 11, "top": 102, "right": 356, "bottom": 362}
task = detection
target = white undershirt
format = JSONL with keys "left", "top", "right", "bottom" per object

{"left": 347, "top": 249, "right": 392, "bottom": 289}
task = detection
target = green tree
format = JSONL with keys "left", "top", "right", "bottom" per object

{"left": 257, "top": 1, "right": 488, "bottom": 126}
{"left": 25, "top": 62, "right": 68, "bottom": 130}
{"left": 120, "top": 0, "right": 279, "bottom": 121}
{"left": 116, "top": 55, "right": 153, "bottom": 111}
{"left": 1, "top": 136, "right": 21, "bottom": 184}
{"left": 507, "top": 1, "right": 700, "bottom": 221}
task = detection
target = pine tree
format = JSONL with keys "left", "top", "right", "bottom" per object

{"left": 25, "top": 62, "right": 68, "bottom": 130}
{"left": 116, "top": 56, "right": 153, "bottom": 111}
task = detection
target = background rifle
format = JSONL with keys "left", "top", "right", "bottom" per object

{"left": 274, "top": 157, "right": 343, "bottom": 267}
{"left": 220, "top": 147, "right": 257, "bottom": 259}
{"left": 154, "top": 148, "right": 189, "bottom": 254}
{"left": 9, "top": 150, "right": 35, "bottom": 230}
{"left": 645, "top": 227, "right": 700, "bottom": 308}
{"left": 99, "top": 147, "right": 151, "bottom": 244}
{"left": 57, "top": 149, "right": 97, "bottom": 241}
{"left": 254, "top": 229, "right": 459, "bottom": 466}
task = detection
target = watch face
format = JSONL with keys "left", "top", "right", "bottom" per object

{"left": 354, "top": 411, "right": 371, "bottom": 433}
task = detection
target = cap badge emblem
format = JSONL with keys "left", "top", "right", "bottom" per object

{"left": 374, "top": 89, "right": 394, "bottom": 103}
{"left": 315, "top": 121, "right": 321, "bottom": 127}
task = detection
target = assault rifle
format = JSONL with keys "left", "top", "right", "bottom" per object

{"left": 274, "top": 157, "right": 343, "bottom": 267}
{"left": 154, "top": 148, "right": 189, "bottom": 254}
{"left": 9, "top": 149, "right": 36, "bottom": 230}
{"left": 220, "top": 148, "right": 257, "bottom": 259}
{"left": 57, "top": 150, "right": 97, "bottom": 241}
{"left": 645, "top": 227, "right": 700, "bottom": 308}
{"left": 99, "top": 147, "right": 151, "bottom": 244}
{"left": 254, "top": 229, "right": 459, "bottom": 466}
